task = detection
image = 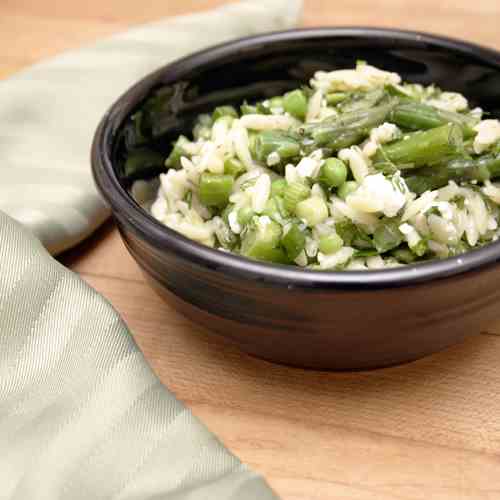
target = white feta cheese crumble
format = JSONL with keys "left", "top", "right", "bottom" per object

{"left": 346, "top": 173, "right": 406, "bottom": 217}
{"left": 296, "top": 156, "right": 321, "bottom": 179}
{"left": 363, "top": 122, "right": 399, "bottom": 157}
{"left": 473, "top": 119, "right": 500, "bottom": 154}
{"left": 427, "top": 91, "right": 468, "bottom": 112}
{"left": 370, "top": 122, "right": 399, "bottom": 144}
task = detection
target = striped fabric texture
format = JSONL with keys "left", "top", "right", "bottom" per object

{"left": 0, "top": 0, "right": 302, "bottom": 255}
{"left": 0, "top": 210, "right": 278, "bottom": 500}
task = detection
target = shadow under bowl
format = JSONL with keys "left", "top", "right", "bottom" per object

{"left": 92, "top": 27, "right": 500, "bottom": 370}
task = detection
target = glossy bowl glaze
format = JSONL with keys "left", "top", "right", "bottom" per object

{"left": 92, "top": 28, "right": 500, "bottom": 370}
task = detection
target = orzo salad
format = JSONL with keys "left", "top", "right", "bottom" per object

{"left": 127, "top": 62, "right": 500, "bottom": 270}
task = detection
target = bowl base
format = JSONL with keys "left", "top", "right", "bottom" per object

{"left": 145, "top": 273, "right": 479, "bottom": 371}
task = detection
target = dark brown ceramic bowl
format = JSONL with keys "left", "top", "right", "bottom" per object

{"left": 92, "top": 28, "right": 500, "bottom": 370}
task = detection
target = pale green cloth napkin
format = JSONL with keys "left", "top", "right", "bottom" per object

{"left": 0, "top": 210, "right": 278, "bottom": 499}
{"left": 0, "top": 0, "right": 302, "bottom": 255}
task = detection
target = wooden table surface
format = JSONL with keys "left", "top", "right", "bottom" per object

{"left": 3, "top": 1, "right": 500, "bottom": 498}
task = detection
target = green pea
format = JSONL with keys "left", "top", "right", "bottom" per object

{"left": 283, "top": 89, "right": 308, "bottom": 120}
{"left": 319, "top": 158, "right": 348, "bottom": 188}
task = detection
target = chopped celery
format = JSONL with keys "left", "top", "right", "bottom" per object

{"left": 198, "top": 173, "right": 234, "bottom": 208}
{"left": 283, "top": 182, "right": 311, "bottom": 213}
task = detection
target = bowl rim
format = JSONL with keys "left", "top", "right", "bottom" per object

{"left": 92, "top": 26, "right": 500, "bottom": 290}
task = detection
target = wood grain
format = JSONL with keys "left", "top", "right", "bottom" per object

{"left": 2, "top": 1, "right": 500, "bottom": 498}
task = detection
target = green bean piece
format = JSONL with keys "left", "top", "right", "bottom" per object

{"left": 283, "top": 182, "right": 311, "bottom": 213}
{"left": 304, "top": 101, "right": 396, "bottom": 150}
{"left": 318, "top": 234, "right": 343, "bottom": 254}
{"left": 271, "top": 178, "right": 287, "bottom": 197}
{"left": 198, "top": 173, "right": 234, "bottom": 208}
{"left": 283, "top": 89, "right": 308, "bottom": 120}
{"left": 224, "top": 157, "right": 245, "bottom": 177}
{"left": 403, "top": 153, "right": 500, "bottom": 194}
{"left": 165, "top": 135, "right": 190, "bottom": 169}
{"left": 282, "top": 223, "right": 306, "bottom": 260}
{"left": 318, "top": 158, "right": 348, "bottom": 188}
{"left": 384, "top": 84, "right": 415, "bottom": 100}
{"left": 373, "top": 123, "right": 463, "bottom": 169}
{"left": 337, "top": 181, "right": 358, "bottom": 200}
{"left": 124, "top": 149, "right": 165, "bottom": 179}
{"left": 390, "top": 102, "right": 476, "bottom": 138}
{"left": 373, "top": 218, "right": 404, "bottom": 253}
{"left": 241, "top": 218, "right": 287, "bottom": 263}
{"left": 254, "top": 130, "right": 301, "bottom": 164}
{"left": 338, "top": 88, "right": 385, "bottom": 113}
{"left": 212, "top": 105, "right": 238, "bottom": 121}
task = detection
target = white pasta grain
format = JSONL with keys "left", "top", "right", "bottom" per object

{"left": 240, "top": 114, "right": 299, "bottom": 131}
